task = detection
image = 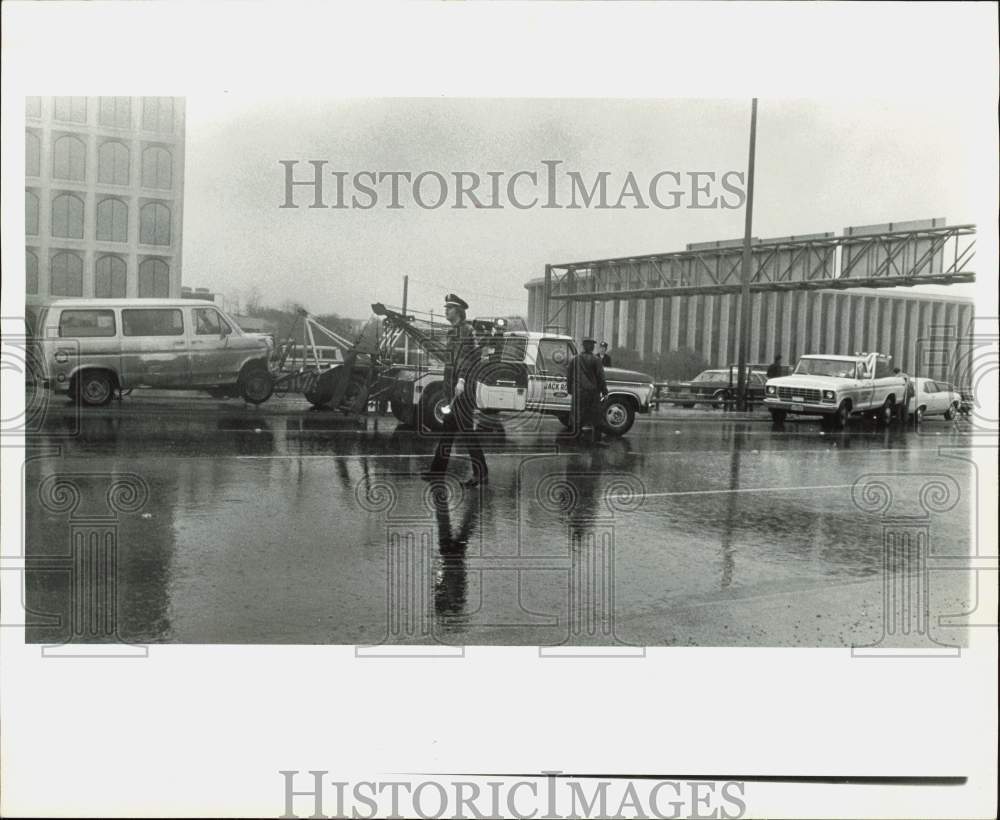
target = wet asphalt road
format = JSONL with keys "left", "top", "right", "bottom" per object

{"left": 24, "top": 393, "right": 975, "bottom": 647}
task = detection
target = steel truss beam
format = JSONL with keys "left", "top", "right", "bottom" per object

{"left": 543, "top": 224, "right": 976, "bottom": 327}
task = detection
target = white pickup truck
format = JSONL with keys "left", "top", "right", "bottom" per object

{"left": 386, "top": 331, "right": 657, "bottom": 437}
{"left": 763, "top": 352, "right": 908, "bottom": 428}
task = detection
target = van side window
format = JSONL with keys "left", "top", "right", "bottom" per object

{"left": 193, "top": 308, "right": 229, "bottom": 335}
{"left": 122, "top": 308, "right": 183, "bottom": 336}
{"left": 59, "top": 309, "right": 116, "bottom": 337}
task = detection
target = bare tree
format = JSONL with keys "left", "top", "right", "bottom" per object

{"left": 244, "top": 287, "right": 263, "bottom": 316}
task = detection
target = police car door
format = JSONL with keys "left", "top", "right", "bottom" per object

{"left": 475, "top": 335, "right": 529, "bottom": 411}
{"left": 533, "top": 338, "right": 573, "bottom": 412}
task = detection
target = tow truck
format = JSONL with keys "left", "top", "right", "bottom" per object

{"left": 371, "top": 303, "right": 656, "bottom": 436}
{"left": 763, "top": 351, "right": 908, "bottom": 428}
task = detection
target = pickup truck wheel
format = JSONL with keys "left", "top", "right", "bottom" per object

{"left": 944, "top": 403, "right": 958, "bottom": 421}
{"left": 878, "top": 397, "right": 895, "bottom": 426}
{"left": 419, "top": 383, "right": 448, "bottom": 432}
{"left": 239, "top": 367, "right": 273, "bottom": 405}
{"left": 74, "top": 370, "right": 114, "bottom": 407}
{"left": 601, "top": 397, "right": 635, "bottom": 437}
{"left": 769, "top": 408, "right": 786, "bottom": 424}
{"left": 832, "top": 401, "right": 851, "bottom": 429}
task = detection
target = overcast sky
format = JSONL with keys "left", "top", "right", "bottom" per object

{"left": 181, "top": 96, "right": 981, "bottom": 320}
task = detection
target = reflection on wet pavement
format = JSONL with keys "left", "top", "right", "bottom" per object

{"left": 25, "top": 408, "right": 975, "bottom": 646}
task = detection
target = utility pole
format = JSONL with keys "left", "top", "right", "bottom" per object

{"left": 736, "top": 98, "right": 758, "bottom": 411}
{"left": 401, "top": 275, "right": 409, "bottom": 365}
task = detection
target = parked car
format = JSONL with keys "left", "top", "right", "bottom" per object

{"left": 35, "top": 299, "right": 274, "bottom": 406}
{"left": 907, "top": 378, "right": 963, "bottom": 423}
{"left": 661, "top": 367, "right": 767, "bottom": 408}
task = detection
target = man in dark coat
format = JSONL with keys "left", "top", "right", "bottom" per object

{"left": 423, "top": 294, "right": 489, "bottom": 486}
{"left": 766, "top": 354, "right": 784, "bottom": 379}
{"left": 598, "top": 341, "right": 612, "bottom": 368}
{"left": 567, "top": 338, "right": 609, "bottom": 444}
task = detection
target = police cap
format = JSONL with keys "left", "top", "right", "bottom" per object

{"left": 444, "top": 293, "right": 469, "bottom": 310}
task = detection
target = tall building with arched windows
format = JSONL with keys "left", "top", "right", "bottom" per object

{"left": 24, "top": 96, "right": 185, "bottom": 324}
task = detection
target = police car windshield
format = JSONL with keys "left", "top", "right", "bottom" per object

{"left": 794, "top": 358, "right": 857, "bottom": 379}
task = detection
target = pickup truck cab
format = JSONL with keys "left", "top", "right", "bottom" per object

{"left": 764, "top": 352, "right": 907, "bottom": 428}
{"left": 388, "top": 331, "right": 656, "bottom": 436}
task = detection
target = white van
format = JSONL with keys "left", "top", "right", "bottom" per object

{"left": 35, "top": 299, "right": 274, "bottom": 406}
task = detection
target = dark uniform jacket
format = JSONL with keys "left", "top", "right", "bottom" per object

{"left": 442, "top": 321, "right": 481, "bottom": 398}
{"left": 567, "top": 351, "right": 608, "bottom": 396}
{"left": 599, "top": 353, "right": 612, "bottom": 368}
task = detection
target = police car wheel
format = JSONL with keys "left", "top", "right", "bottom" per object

{"left": 601, "top": 397, "right": 635, "bottom": 436}
{"left": 419, "top": 384, "right": 447, "bottom": 431}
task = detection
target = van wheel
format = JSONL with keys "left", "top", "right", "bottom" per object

{"left": 601, "top": 396, "right": 635, "bottom": 437}
{"left": 75, "top": 371, "right": 114, "bottom": 407}
{"left": 239, "top": 367, "right": 273, "bottom": 405}
{"left": 944, "top": 403, "right": 958, "bottom": 421}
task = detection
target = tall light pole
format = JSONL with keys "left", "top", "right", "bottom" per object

{"left": 401, "top": 275, "right": 409, "bottom": 365}
{"left": 736, "top": 98, "right": 758, "bottom": 411}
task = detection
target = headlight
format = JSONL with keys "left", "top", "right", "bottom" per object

{"left": 765, "top": 385, "right": 776, "bottom": 395}
{"left": 54, "top": 351, "right": 69, "bottom": 364}
{"left": 823, "top": 390, "right": 835, "bottom": 400}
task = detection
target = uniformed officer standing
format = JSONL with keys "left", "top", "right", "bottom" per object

{"left": 567, "top": 337, "right": 609, "bottom": 444}
{"left": 423, "top": 294, "right": 489, "bottom": 486}
{"left": 598, "top": 341, "right": 612, "bottom": 368}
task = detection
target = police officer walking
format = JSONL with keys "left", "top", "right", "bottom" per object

{"left": 567, "top": 337, "right": 609, "bottom": 444}
{"left": 422, "top": 294, "right": 489, "bottom": 486}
